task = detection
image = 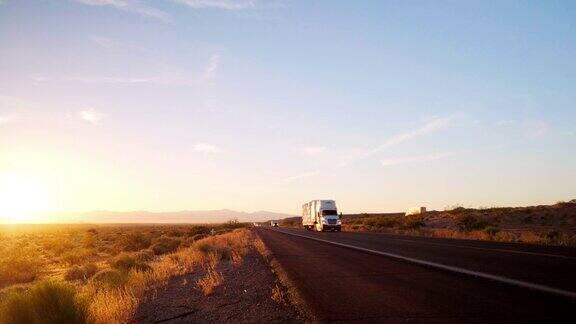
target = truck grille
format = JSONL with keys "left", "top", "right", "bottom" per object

{"left": 327, "top": 219, "right": 337, "bottom": 225}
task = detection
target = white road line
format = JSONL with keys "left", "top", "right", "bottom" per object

{"left": 273, "top": 229, "right": 576, "bottom": 299}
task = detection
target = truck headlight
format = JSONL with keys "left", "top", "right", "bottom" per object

{"left": 337, "top": 219, "right": 341, "bottom": 225}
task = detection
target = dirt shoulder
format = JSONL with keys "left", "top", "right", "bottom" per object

{"left": 133, "top": 233, "right": 305, "bottom": 323}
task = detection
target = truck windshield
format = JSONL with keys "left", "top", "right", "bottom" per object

{"left": 322, "top": 210, "right": 337, "bottom": 216}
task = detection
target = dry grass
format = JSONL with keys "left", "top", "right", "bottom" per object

{"left": 0, "top": 223, "right": 250, "bottom": 324}
{"left": 196, "top": 268, "right": 224, "bottom": 295}
{"left": 271, "top": 284, "right": 286, "bottom": 304}
{"left": 84, "top": 228, "right": 251, "bottom": 323}
{"left": 341, "top": 202, "right": 576, "bottom": 246}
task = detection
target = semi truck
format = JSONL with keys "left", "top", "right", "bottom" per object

{"left": 302, "top": 200, "right": 341, "bottom": 232}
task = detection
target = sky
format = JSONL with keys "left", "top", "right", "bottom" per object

{"left": 0, "top": 0, "right": 575, "bottom": 222}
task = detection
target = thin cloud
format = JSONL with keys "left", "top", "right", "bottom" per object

{"left": 73, "top": 0, "right": 171, "bottom": 23}
{"left": 172, "top": 0, "right": 256, "bottom": 10}
{"left": 297, "top": 146, "right": 327, "bottom": 156}
{"left": 33, "top": 75, "right": 196, "bottom": 87}
{"left": 369, "top": 117, "right": 451, "bottom": 156}
{"left": 494, "top": 120, "right": 515, "bottom": 127}
{"left": 202, "top": 54, "right": 220, "bottom": 83}
{"left": 337, "top": 117, "right": 452, "bottom": 168}
{"left": 283, "top": 171, "right": 318, "bottom": 183}
{"left": 194, "top": 143, "right": 222, "bottom": 153}
{"left": 563, "top": 130, "right": 575, "bottom": 137}
{"left": 381, "top": 152, "right": 457, "bottom": 167}
{"left": 91, "top": 35, "right": 120, "bottom": 49}
{"left": 78, "top": 108, "right": 105, "bottom": 125}
{"left": 524, "top": 120, "right": 550, "bottom": 138}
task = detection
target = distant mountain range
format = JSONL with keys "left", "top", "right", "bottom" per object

{"left": 45, "top": 209, "right": 297, "bottom": 224}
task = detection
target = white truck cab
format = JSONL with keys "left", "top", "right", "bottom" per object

{"left": 302, "top": 200, "right": 342, "bottom": 232}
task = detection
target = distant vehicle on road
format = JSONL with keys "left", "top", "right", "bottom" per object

{"left": 302, "top": 200, "right": 341, "bottom": 232}
{"left": 270, "top": 220, "right": 279, "bottom": 227}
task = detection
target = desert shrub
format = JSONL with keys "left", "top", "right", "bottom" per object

{"left": 456, "top": 215, "right": 491, "bottom": 232}
{"left": 366, "top": 216, "right": 398, "bottom": 228}
{"left": 0, "top": 245, "right": 45, "bottom": 288}
{"left": 400, "top": 216, "right": 425, "bottom": 230}
{"left": 187, "top": 226, "right": 211, "bottom": 237}
{"left": 447, "top": 206, "right": 467, "bottom": 213}
{"left": 42, "top": 237, "right": 75, "bottom": 256}
{"left": 121, "top": 233, "right": 151, "bottom": 251}
{"left": 195, "top": 241, "right": 215, "bottom": 254}
{"left": 540, "top": 230, "right": 560, "bottom": 243}
{"left": 150, "top": 237, "right": 181, "bottom": 255}
{"left": 484, "top": 226, "right": 500, "bottom": 238}
{"left": 0, "top": 280, "right": 87, "bottom": 324}
{"left": 110, "top": 253, "right": 152, "bottom": 273}
{"left": 82, "top": 233, "right": 96, "bottom": 249}
{"left": 271, "top": 284, "right": 286, "bottom": 304}
{"left": 60, "top": 248, "right": 92, "bottom": 266}
{"left": 91, "top": 269, "right": 128, "bottom": 288}
{"left": 167, "top": 229, "right": 185, "bottom": 237}
{"left": 65, "top": 263, "right": 98, "bottom": 282}
{"left": 191, "top": 233, "right": 208, "bottom": 241}
{"left": 196, "top": 268, "right": 223, "bottom": 295}
{"left": 134, "top": 249, "right": 155, "bottom": 262}
{"left": 0, "top": 288, "right": 36, "bottom": 324}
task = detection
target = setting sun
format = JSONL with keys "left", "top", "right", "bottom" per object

{"left": 0, "top": 173, "right": 52, "bottom": 223}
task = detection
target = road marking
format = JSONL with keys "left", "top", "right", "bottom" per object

{"left": 272, "top": 229, "right": 576, "bottom": 299}
{"left": 358, "top": 235, "right": 576, "bottom": 260}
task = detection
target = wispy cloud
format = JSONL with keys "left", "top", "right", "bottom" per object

{"left": 369, "top": 117, "right": 451, "bottom": 156}
{"left": 172, "top": 0, "right": 256, "bottom": 10}
{"left": 563, "top": 130, "right": 575, "bottom": 137}
{"left": 381, "top": 152, "right": 456, "bottom": 167}
{"left": 194, "top": 143, "right": 222, "bottom": 153}
{"left": 336, "top": 117, "right": 452, "bottom": 168}
{"left": 494, "top": 120, "right": 515, "bottom": 127}
{"left": 31, "top": 75, "right": 196, "bottom": 87}
{"left": 73, "top": 0, "right": 171, "bottom": 23}
{"left": 91, "top": 35, "right": 121, "bottom": 49}
{"left": 202, "top": 54, "right": 220, "bottom": 83}
{"left": 78, "top": 108, "right": 105, "bottom": 125}
{"left": 74, "top": 76, "right": 176, "bottom": 85}
{"left": 283, "top": 171, "right": 318, "bottom": 182}
{"left": 297, "top": 146, "right": 327, "bottom": 156}
{"left": 524, "top": 120, "right": 550, "bottom": 138}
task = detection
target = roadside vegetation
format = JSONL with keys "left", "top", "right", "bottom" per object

{"left": 340, "top": 202, "right": 576, "bottom": 246}
{"left": 0, "top": 221, "right": 248, "bottom": 324}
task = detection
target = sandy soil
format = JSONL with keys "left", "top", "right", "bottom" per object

{"left": 132, "top": 249, "right": 304, "bottom": 323}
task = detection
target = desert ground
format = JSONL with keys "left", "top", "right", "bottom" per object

{"left": 0, "top": 222, "right": 303, "bottom": 324}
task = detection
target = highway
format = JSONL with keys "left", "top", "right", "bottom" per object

{"left": 255, "top": 227, "right": 576, "bottom": 322}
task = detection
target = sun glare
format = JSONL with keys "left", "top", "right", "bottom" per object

{"left": 0, "top": 173, "right": 52, "bottom": 223}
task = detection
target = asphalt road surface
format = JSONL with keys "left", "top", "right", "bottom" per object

{"left": 256, "top": 227, "right": 576, "bottom": 323}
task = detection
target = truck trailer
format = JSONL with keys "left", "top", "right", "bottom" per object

{"left": 302, "top": 200, "right": 341, "bottom": 232}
